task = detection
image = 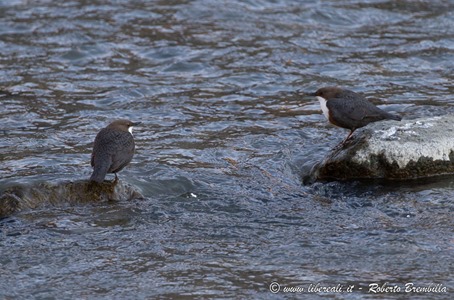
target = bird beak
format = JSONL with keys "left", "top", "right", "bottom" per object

{"left": 302, "top": 92, "right": 317, "bottom": 100}
{"left": 131, "top": 122, "right": 141, "bottom": 126}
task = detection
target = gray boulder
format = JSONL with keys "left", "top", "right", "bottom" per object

{"left": 310, "top": 115, "right": 454, "bottom": 181}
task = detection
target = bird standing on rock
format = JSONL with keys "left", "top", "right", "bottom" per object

{"left": 312, "top": 87, "right": 402, "bottom": 143}
{"left": 90, "top": 119, "right": 140, "bottom": 183}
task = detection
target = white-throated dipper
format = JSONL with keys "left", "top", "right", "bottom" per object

{"left": 90, "top": 119, "right": 140, "bottom": 183}
{"left": 312, "top": 87, "right": 402, "bottom": 143}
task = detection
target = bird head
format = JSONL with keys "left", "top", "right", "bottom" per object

{"left": 311, "top": 87, "right": 344, "bottom": 101}
{"left": 107, "top": 119, "right": 141, "bottom": 134}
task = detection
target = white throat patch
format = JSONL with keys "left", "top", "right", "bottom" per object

{"left": 128, "top": 126, "right": 134, "bottom": 135}
{"left": 317, "top": 96, "right": 329, "bottom": 120}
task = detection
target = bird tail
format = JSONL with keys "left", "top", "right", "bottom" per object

{"left": 90, "top": 160, "right": 110, "bottom": 183}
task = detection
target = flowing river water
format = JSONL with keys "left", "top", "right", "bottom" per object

{"left": 1, "top": 0, "right": 453, "bottom": 299}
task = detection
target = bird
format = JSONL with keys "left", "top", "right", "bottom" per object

{"left": 90, "top": 119, "right": 140, "bottom": 183}
{"left": 312, "top": 87, "right": 401, "bottom": 143}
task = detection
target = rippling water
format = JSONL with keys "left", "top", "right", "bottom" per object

{"left": 1, "top": 0, "right": 453, "bottom": 298}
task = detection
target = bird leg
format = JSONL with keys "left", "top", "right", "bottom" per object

{"left": 336, "top": 129, "right": 355, "bottom": 148}
{"left": 113, "top": 173, "right": 119, "bottom": 184}
{"left": 343, "top": 130, "right": 355, "bottom": 143}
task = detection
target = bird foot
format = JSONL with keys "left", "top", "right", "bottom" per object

{"left": 335, "top": 133, "right": 354, "bottom": 150}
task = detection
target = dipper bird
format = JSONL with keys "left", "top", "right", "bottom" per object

{"left": 90, "top": 119, "right": 140, "bottom": 183}
{"left": 312, "top": 87, "right": 401, "bottom": 143}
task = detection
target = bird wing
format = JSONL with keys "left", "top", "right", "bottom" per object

{"left": 328, "top": 93, "right": 385, "bottom": 122}
{"left": 91, "top": 129, "right": 133, "bottom": 165}
{"left": 109, "top": 131, "right": 135, "bottom": 173}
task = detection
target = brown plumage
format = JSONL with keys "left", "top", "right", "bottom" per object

{"left": 90, "top": 119, "right": 140, "bottom": 183}
{"left": 313, "top": 87, "right": 401, "bottom": 142}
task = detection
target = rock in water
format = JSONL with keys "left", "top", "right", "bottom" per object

{"left": 310, "top": 115, "right": 454, "bottom": 181}
{"left": 0, "top": 180, "right": 144, "bottom": 218}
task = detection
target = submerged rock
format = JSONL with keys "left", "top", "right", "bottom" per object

{"left": 0, "top": 180, "right": 144, "bottom": 218}
{"left": 310, "top": 115, "right": 454, "bottom": 181}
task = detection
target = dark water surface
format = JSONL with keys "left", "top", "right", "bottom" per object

{"left": 1, "top": 0, "right": 453, "bottom": 299}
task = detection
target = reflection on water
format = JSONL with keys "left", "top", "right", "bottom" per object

{"left": 1, "top": 0, "right": 453, "bottom": 298}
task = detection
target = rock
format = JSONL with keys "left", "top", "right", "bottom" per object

{"left": 0, "top": 192, "right": 21, "bottom": 218}
{"left": 310, "top": 115, "right": 454, "bottom": 181}
{"left": 0, "top": 180, "right": 144, "bottom": 218}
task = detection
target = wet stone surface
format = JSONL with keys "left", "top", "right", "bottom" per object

{"left": 0, "top": 180, "right": 144, "bottom": 218}
{"left": 312, "top": 115, "right": 454, "bottom": 181}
